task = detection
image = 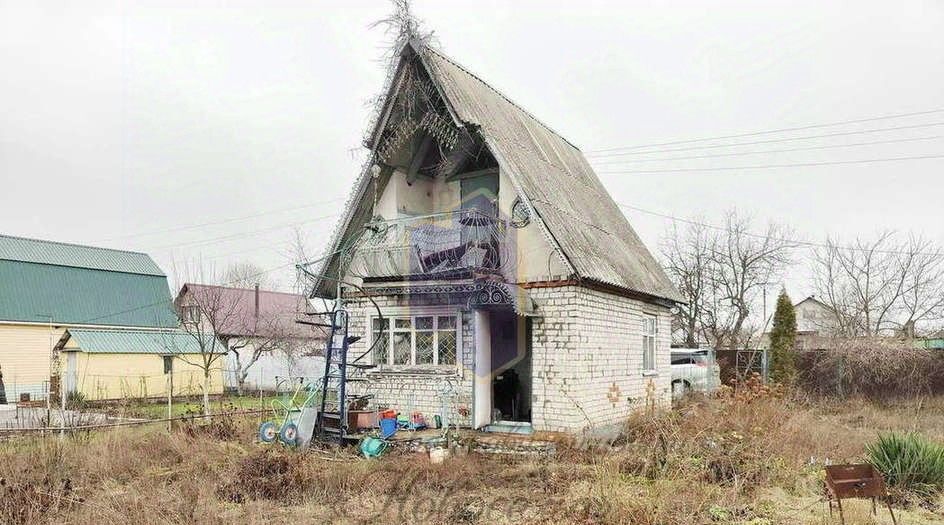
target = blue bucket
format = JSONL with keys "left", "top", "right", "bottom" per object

{"left": 379, "top": 418, "right": 398, "bottom": 439}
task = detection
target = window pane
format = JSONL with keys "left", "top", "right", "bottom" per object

{"left": 374, "top": 331, "right": 389, "bottom": 365}
{"left": 416, "top": 316, "right": 433, "bottom": 330}
{"left": 393, "top": 332, "right": 411, "bottom": 364}
{"left": 372, "top": 318, "right": 389, "bottom": 331}
{"left": 416, "top": 331, "right": 434, "bottom": 364}
{"left": 395, "top": 318, "right": 412, "bottom": 330}
{"left": 437, "top": 316, "right": 456, "bottom": 329}
{"left": 438, "top": 331, "right": 457, "bottom": 365}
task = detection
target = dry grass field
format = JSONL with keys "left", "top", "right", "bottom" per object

{"left": 2, "top": 391, "right": 943, "bottom": 524}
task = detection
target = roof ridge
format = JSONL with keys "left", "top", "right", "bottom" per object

{"left": 0, "top": 233, "right": 153, "bottom": 258}
{"left": 421, "top": 45, "right": 582, "bottom": 151}
{"left": 69, "top": 327, "right": 181, "bottom": 333}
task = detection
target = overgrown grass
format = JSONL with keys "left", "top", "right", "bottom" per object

{"left": 2, "top": 395, "right": 944, "bottom": 524}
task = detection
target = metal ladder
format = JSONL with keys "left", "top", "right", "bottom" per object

{"left": 312, "top": 309, "right": 349, "bottom": 441}
{"left": 297, "top": 307, "right": 375, "bottom": 443}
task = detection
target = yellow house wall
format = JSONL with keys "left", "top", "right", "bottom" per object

{"left": 68, "top": 352, "right": 224, "bottom": 401}
{"left": 0, "top": 323, "right": 63, "bottom": 401}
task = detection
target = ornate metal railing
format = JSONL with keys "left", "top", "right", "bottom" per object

{"left": 345, "top": 209, "right": 508, "bottom": 280}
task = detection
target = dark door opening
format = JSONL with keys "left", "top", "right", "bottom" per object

{"left": 491, "top": 312, "right": 532, "bottom": 423}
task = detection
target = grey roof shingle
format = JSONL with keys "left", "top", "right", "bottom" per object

{"left": 422, "top": 47, "right": 682, "bottom": 302}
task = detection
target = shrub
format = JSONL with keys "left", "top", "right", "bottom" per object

{"left": 799, "top": 338, "right": 944, "bottom": 399}
{"left": 867, "top": 432, "right": 944, "bottom": 496}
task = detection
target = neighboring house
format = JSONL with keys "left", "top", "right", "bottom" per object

{"left": 174, "top": 284, "right": 326, "bottom": 392}
{"left": 0, "top": 235, "right": 180, "bottom": 401}
{"left": 760, "top": 295, "right": 840, "bottom": 351}
{"left": 312, "top": 40, "right": 682, "bottom": 434}
{"left": 55, "top": 328, "right": 224, "bottom": 401}
{"left": 793, "top": 296, "right": 840, "bottom": 350}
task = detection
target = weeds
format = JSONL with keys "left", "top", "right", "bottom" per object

{"left": 1, "top": 397, "right": 943, "bottom": 524}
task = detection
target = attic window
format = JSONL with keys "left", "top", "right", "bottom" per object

{"left": 182, "top": 305, "right": 201, "bottom": 324}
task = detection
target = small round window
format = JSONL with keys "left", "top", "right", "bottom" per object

{"left": 510, "top": 197, "right": 531, "bottom": 228}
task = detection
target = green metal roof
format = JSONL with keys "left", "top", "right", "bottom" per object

{"left": 0, "top": 235, "right": 164, "bottom": 276}
{"left": 0, "top": 259, "right": 178, "bottom": 326}
{"left": 63, "top": 328, "right": 221, "bottom": 355}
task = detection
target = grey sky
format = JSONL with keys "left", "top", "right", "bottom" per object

{"left": 2, "top": 1, "right": 943, "bottom": 300}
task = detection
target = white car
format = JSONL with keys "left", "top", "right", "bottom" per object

{"left": 671, "top": 348, "right": 721, "bottom": 400}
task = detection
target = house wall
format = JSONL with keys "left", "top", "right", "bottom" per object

{"left": 795, "top": 299, "right": 838, "bottom": 333}
{"left": 0, "top": 322, "right": 63, "bottom": 401}
{"left": 496, "top": 169, "right": 568, "bottom": 283}
{"left": 528, "top": 285, "right": 672, "bottom": 433}
{"left": 343, "top": 293, "right": 475, "bottom": 427}
{"left": 223, "top": 347, "right": 325, "bottom": 391}
{"left": 368, "top": 167, "right": 567, "bottom": 283}
{"left": 67, "top": 351, "right": 224, "bottom": 401}
{"left": 340, "top": 283, "right": 671, "bottom": 434}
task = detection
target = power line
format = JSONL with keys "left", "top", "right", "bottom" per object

{"left": 97, "top": 197, "right": 344, "bottom": 242}
{"left": 597, "top": 153, "right": 944, "bottom": 174}
{"left": 587, "top": 122, "right": 944, "bottom": 158}
{"left": 78, "top": 260, "right": 297, "bottom": 325}
{"left": 616, "top": 202, "right": 943, "bottom": 256}
{"left": 589, "top": 135, "right": 943, "bottom": 165}
{"left": 146, "top": 213, "right": 340, "bottom": 252}
{"left": 586, "top": 107, "right": 944, "bottom": 154}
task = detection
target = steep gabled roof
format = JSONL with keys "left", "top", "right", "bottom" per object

{"left": 319, "top": 42, "right": 682, "bottom": 304}
{"left": 0, "top": 234, "right": 176, "bottom": 326}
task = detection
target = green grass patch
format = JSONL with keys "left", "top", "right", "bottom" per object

{"left": 867, "top": 432, "right": 944, "bottom": 496}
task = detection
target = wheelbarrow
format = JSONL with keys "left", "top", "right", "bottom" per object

{"left": 259, "top": 379, "right": 321, "bottom": 447}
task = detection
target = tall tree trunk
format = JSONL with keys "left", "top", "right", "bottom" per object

{"left": 202, "top": 371, "right": 211, "bottom": 416}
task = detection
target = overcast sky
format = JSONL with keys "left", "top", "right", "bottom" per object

{"left": 2, "top": 1, "right": 943, "bottom": 300}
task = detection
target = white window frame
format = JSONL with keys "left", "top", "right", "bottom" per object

{"left": 642, "top": 314, "right": 658, "bottom": 372}
{"left": 367, "top": 307, "right": 462, "bottom": 372}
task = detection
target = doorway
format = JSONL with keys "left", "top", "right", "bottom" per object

{"left": 490, "top": 311, "right": 531, "bottom": 423}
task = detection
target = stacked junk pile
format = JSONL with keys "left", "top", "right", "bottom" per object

{"left": 257, "top": 302, "right": 465, "bottom": 462}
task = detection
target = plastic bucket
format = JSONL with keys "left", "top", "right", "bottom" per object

{"left": 379, "top": 418, "right": 398, "bottom": 439}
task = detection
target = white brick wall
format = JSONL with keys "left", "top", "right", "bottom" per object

{"left": 528, "top": 285, "right": 672, "bottom": 433}
{"left": 339, "top": 284, "right": 671, "bottom": 433}
{"left": 342, "top": 293, "right": 474, "bottom": 427}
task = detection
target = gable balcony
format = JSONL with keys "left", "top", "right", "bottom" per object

{"left": 345, "top": 208, "right": 508, "bottom": 282}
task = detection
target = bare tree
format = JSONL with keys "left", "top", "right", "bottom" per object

{"left": 224, "top": 301, "right": 320, "bottom": 396}
{"left": 174, "top": 283, "right": 241, "bottom": 415}
{"left": 661, "top": 210, "right": 796, "bottom": 351}
{"left": 710, "top": 210, "right": 796, "bottom": 350}
{"left": 813, "top": 232, "right": 944, "bottom": 337}
{"left": 898, "top": 235, "right": 944, "bottom": 335}
{"left": 224, "top": 262, "right": 275, "bottom": 290}
{"left": 662, "top": 221, "right": 714, "bottom": 347}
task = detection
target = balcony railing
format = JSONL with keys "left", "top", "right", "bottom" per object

{"left": 345, "top": 209, "right": 507, "bottom": 281}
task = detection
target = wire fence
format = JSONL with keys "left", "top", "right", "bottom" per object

{"left": 0, "top": 366, "right": 328, "bottom": 434}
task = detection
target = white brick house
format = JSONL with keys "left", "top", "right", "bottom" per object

{"left": 311, "top": 39, "right": 682, "bottom": 434}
